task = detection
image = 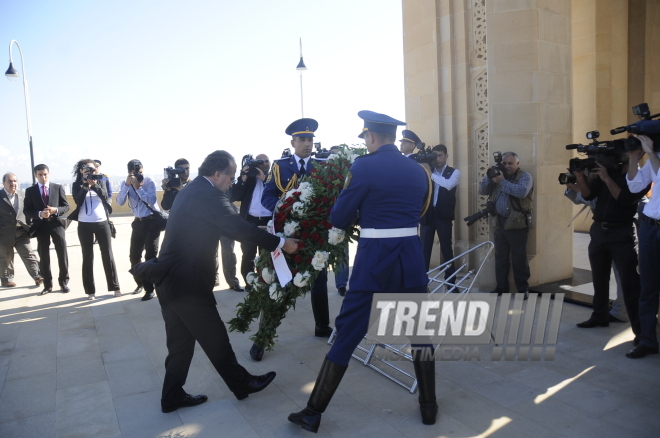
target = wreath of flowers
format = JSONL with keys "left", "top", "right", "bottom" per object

{"left": 228, "top": 146, "right": 365, "bottom": 349}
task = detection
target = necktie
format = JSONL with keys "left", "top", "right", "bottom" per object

{"left": 299, "top": 158, "right": 306, "bottom": 176}
{"left": 41, "top": 185, "right": 49, "bottom": 206}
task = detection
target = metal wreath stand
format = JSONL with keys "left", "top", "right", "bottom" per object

{"left": 327, "top": 241, "right": 495, "bottom": 393}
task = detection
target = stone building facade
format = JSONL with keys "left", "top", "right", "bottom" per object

{"left": 402, "top": 0, "right": 660, "bottom": 289}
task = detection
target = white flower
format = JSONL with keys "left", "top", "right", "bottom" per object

{"left": 292, "top": 202, "right": 306, "bottom": 217}
{"left": 269, "top": 283, "right": 280, "bottom": 298}
{"left": 327, "top": 153, "right": 340, "bottom": 161}
{"left": 311, "top": 251, "right": 329, "bottom": 271}
{"left": 246, "top": 272, "right": 258, "bottom": 285}
{"left": 283, "top": 221, "right": 299, "bottom": 237}
{"left": 293, "top": 272, "right": 312, "bottom": 288}
{"left": 253, "top": 254, "right": 260, "bottom": 265}
{"left": 328, "top": 227, "right": 346, "bottom": 245}
{"left": 262, "top": 267, "right": 275, "bottom": 285}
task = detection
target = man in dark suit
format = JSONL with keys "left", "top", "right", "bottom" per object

{"left": 0, "top": 173, "right": 42, "bottom": 287}
{"left": 132, "top": 150, "right": 299, "bottom": 413}
{"left": 256, "top": 118, "right": 332, "bottom": 362}
{"left": 231, "top": 153, "right": 271, "bottom": 287}
{"left": 24, "top": 164, "right": 70, "bottom": 295}
{"left": 419, "top": 144, "right": 460, "bottom": 279}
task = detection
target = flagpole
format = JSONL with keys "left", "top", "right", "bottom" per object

{"left": 296, "top": 38, "right": 307, "bottom": 118}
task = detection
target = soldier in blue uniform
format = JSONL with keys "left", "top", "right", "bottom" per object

{"left": 288, "top": 111, "right": 437, "bottom": 433}
{"left": 252, "top": 118, "right": 332, "bottom": 361}
{"left": 399, "top": 129, "right": 421, "bottom": 157}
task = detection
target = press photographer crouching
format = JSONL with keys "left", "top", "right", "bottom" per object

{"left": 68, "top": 159, "right": 121, "bottom": 300}
{"left": 479, "top": 151, "right": 533, "bottom": 299}
{"left": 161, "top": 159, "right": 191, "bottom": 211}
{"left": 231, "top": 154, "right": 271, "bottom": 290}
{"left": 568, "top": 134, "right": 649, "bottom": 347}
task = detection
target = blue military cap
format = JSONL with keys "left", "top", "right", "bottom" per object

{"left": 400, "top": 130, "right": 420, "bottom": 145}
{"left": 285, "top": 118, "right": 318, "bottom": 137}
{"left": 357, "top": 110, "right": 406, "bottom": 139}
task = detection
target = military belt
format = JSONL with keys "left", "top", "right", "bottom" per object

{"left": 360, "top": 227, "right": 417, "bottom": 238}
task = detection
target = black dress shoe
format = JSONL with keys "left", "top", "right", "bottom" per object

{"left": 132, "top": 286, "right": 143, "bottom": 295}
{"left": 161, "top": 393, "right": 208, "bottom": 413}
{"left": 315, "top": 324, "right": 333, "bottom": 338}
{"left": 609, "top": 314, "right": 626, "bottom": 323}
{"left": 626, "top": 345, "right": 659, "bottom": 359}
{"left": 141, "top": 291, "right": 155, "bottom": 301}
{"left": 519, "top": 290, "right": 529, "bottom": 300}
{"left": 39, "top": 288, "right": 52, "bottom": 296}
{"left": 234, "top": 371, "right": 276, "bottom": 400}
{"left": 60, "top": 284, "right": 70, "bottom": 293}
{"left": 232, "top": 284, "right": 245, "bottom": 292}
{"left": 250, "top": 343, "right": 264, "bottom": 361}
{"left": 338, "top": 287, "right": 346, "bottom": 296}
{"left": 576, "top": 318, "right": 609, "bottom": 328}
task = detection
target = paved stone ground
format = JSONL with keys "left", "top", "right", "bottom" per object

{"left": 0, "top": 216, "right": 658, "bottom": 437}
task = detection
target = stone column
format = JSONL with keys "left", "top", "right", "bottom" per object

{"left": 486, "top": 1, "right": 574, "bottom": 287}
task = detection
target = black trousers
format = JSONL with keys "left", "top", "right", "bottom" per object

{"left": 129, "top": 217, "right": 160, "bottom": 292}
{"left": 219, "top": 235, "right": 239, "bottom": 287}
{"left": 588, "top": 224, "right": 641, "bottom": 335}
{"left": 494, "top": 227, "right": 530, "bottom": 292}
{"left": 420, "top": 218, "right": 455, "bottom": 276}
{"left": 36, "top": 221, "right": 69, "bottom": 289}
{"left": 240, "top": 215, "right": 270, "bottom": 284}
{"left": 159, "top": 296, "right": 250, "bottom": 407}
{"left": 78, "top": 221, "right": 120, "bottom": 295}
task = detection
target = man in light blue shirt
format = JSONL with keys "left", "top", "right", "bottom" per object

{"left": 117, "top": 159, "right": 161, "bottom": 301}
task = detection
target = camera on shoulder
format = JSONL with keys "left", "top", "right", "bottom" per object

{"left": 409, "top": 142, "right": 437, "bottom": 164}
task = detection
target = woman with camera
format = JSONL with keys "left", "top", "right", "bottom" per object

{"left": 68, "top": 159, "right": 121, "bottom": 300}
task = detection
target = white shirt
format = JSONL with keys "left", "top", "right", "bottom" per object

{"left": 431, "top": 165, "right": 461, "bottom": 206}
{"left": 627, "top": 152, "right": 660, "bottom": 219}
{"left": 78, "top": 190, "right": 106, "bottom": 223}
{"left": 293, "top": 154, "right": 312, "bottom": 173}
{"left": 248, "top": 178, "right": 272, "bottom": 218}
{"left": 3, "top": 188, "right": 17, "bottom": 211}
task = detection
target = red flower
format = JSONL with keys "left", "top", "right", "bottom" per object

{"left": 294, "top": 255, "right": 303, "bottom": 263}
{"left": 301, "top": 231, "right": 310, "bottom": 239}
{"left": 311, "top": 219, "right": 318, "bottom": 227}
{"left": 298, "top": 241, "right": 306, "bottom": 249}
{"left": 311, "top": 232, "right": 320, "bottom": 241}
{"left": 301, "top": 220, "right": 310, "bottom": 229}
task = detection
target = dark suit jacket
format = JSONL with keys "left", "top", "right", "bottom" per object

{"left": 0, "top": 189, "right": 30, "bottom": 247}
{"left": 231, "top": 176, "right": 259, "bottom": 219}
{"left": 24, "top": 183, "right": 70, "bottom": 235}
{"left": 262, "top": 157, "right": 322, "bottom": 212}
{"left": 133, "top": 176, "right": 281, "bottom": 305}
{"left": 67, "top": 181, "right": 113, "bottom": 221}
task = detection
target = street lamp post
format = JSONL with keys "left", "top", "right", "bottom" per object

{"left": 296, "top": 38, "right": 307, "bottom": 118}
{"left": 5, "top": 40, "right": 36, "bottom": 185}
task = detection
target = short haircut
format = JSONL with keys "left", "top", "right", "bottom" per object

{"left": 329, "top": 146, "right": 341, "bottom": 152}
{"left": 174, "top": 158, "right": 189, "bottom": 167}
{"left": 198, "top": 150, "right": 235, "bottom": 177}
{"left": 432, "top": 144, "right": 448, "bottom": 154}
{"left": 372, "top": 131, "right": 396, "bottom": 145}
{"left": 502, "top": 151, "right": 519, "bottom": 162}
{"left": 2, "top": 172, "right": 17, "bottom": 183}
{"left": 127, "top": 159, "right": 143, "bottom": 173}
{"left": 34, "top": 164, "right": 49, "bottom": 173}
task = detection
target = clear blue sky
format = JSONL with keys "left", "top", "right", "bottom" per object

{"left": 0, "top": 0, "right": 405, "bottom": 184}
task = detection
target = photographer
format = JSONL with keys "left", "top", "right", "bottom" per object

{"left": 626, "top": 134, "right": 660, "bottom": 358}
{"left": 117, "top": 159, "right": 161, "bottom": 301}
{"left": 572, "top": 153, "right": 648, "bottom": 344}
{"left": 231, "top": 154, "right": 271, "bottom": 289}
{"left": 420, "top": 144, "right": 460, "bottom": 279}
{"left": 68, "top": 159, "right": 121, "bottom": 300}
{"left": 564, "top": 183, "right": 629, "bottom": 323}
{"left": 161, "top": 158, "right": 191, "bottom": 212}
{"left": 479, "top": 152, "right": 533, "bottom": 299}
